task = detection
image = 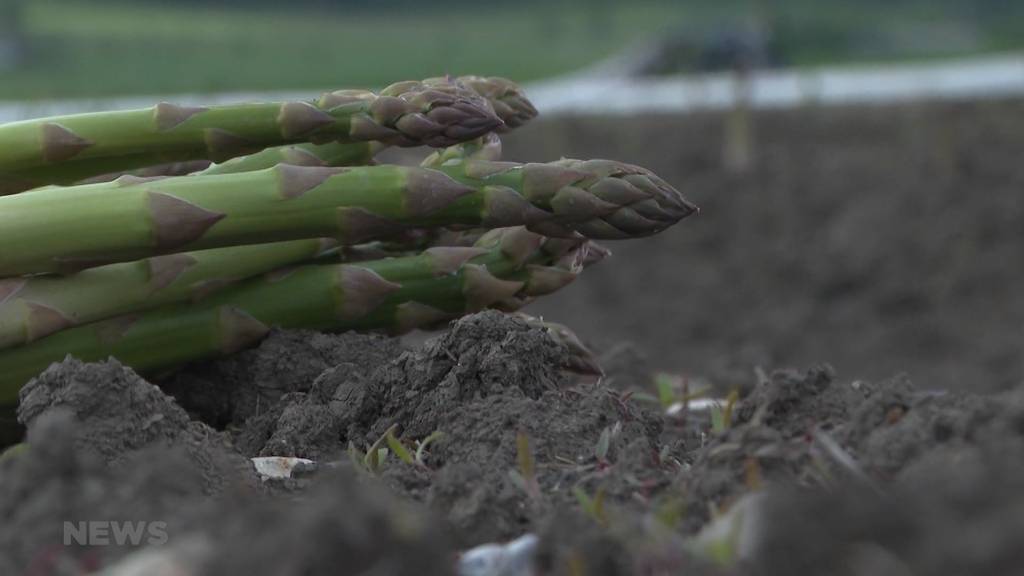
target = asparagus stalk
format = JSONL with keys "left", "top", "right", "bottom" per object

{"left": 197, "top": 141, "right": 380, "bottom": 176}
{"left": 0, "top": 227, "right": 602, "bottom": 404}
{"left": 90, "top": 159, "right": 213, "bottom": 181}
{"left": 9, "top": 77, "right": 533, "bottom": 188}
{"left": 0, "top": 159, "right": 694, "bottom": 276}
{"left": 19, "top": 143, "right": 375, "bottom": 191}
{"left": 0, "top": 239, "right": 337, "bottom": 349}
{"left": 12, "top": 156, "right": 212, "bottom": 192}
{"left": 196, "top": 76, "right": 534, "bottom": 177}
{"left": 0, "top": 79, "right": 501, "bottom": 192}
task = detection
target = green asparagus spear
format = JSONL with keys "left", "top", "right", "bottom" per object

{"left": 196, "top": 76, "right": 534, "bottom": 177}
{"left": 11, "top": 155, "right": 212, "bottom": 191}
{"left": 0, "top": 79, "right": 501, "bottom": 192}
{"left": 0, "top": 239, "right": 336, "bottom": 349}
{"left": 197, "top": 141, "right": 381, "bottom": 176}
{"left": 0, "top": 227, "right": 601, "bottom": 403}
{"left": 9, "top": 77, "right": 530, "bottom": 188}
{"left": 0, "top": 159, "right": 694, "bottom": 276}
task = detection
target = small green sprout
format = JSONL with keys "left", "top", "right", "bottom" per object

{"left": 595, "top": 427, "right": 611, "bottom": 463}
{"left": 414, "top": 430, "right": 445, "bottom": 466}
{"left": 641, "top": 373, "right": 712, "bottom": 414}
{"left": 352, "top": 423, "right": 401, "bottom": 473}
{"left": 710, "top": 389, "right": 741, "bottom": 434}
{"left": 593, "top": 422, "right": 621, "bottom": 465}
{"left": 722, "top": 388, "right": 740, "bottom": 426}
{"left": 710, "top": 405, "right": 726, "bottom": 434}
{"left": 385, "top": 428, "right": 415, "bottom": 465}
{"left": 365, "top": 446, "right": 390, "bottom": 471}
{"left": 508, "top": 429, "right": 541, "bottom": 500}
{"left": 516, "top": 430, "right": 535, "bottom": 479}
{"left": 572, "top": 485, "right": 608, "bottom": 527}
{"left": 347, "top": 441, "right": 366, "bottom": 469}
{"left": 655, "top": 373, "right": 677, "bottom": 408}
{"left": 359, "top": 427, "right": 444, "bottom": 470}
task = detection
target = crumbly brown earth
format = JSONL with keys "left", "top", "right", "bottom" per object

{"left": 2, "top": 310, "right": 1023, "bottom": 574}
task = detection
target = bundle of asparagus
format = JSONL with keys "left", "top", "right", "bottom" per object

{"left": 0, "top": 76, "right": 696, "bottom": 404}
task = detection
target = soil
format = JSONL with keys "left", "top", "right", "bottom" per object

{"left": 504, "top": 98, "right": 1024, "bottom": 395}
{"left": 3, "top": 309, "right": 1023, "bottom": 574}
{"left": 3, "top": 99, "right": 1024, "bottom": 574}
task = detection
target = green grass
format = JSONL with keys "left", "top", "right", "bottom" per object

{"left": 2, "top": 0, "right": 1023, "bottom": 100}
{"left": 0, "top": 0, "right": 684, "bottom": 99}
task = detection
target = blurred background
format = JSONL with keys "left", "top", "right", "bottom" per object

{"left": 1, "top": 0, "right": 1023, "bottom": 98}
{"left": 2, "top": 0, "right": 1023, "bottom": 392}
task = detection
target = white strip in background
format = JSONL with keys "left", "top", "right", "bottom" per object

{"left": 1, "top": 52, "right": 1023, "bottom": 122}
{"left": 526, "top": 52, "right": 1024, "bottom": 114}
